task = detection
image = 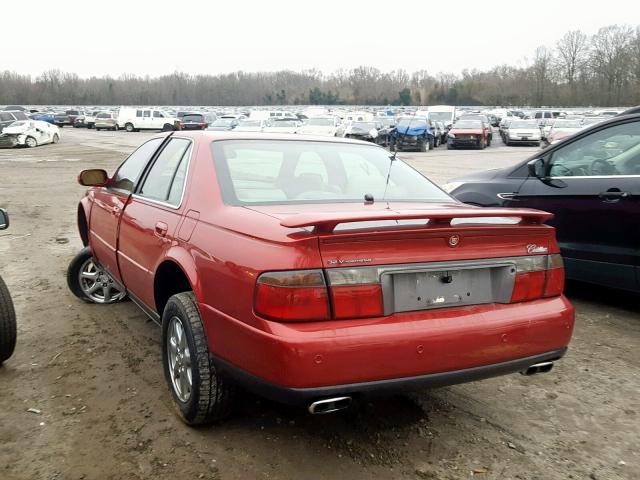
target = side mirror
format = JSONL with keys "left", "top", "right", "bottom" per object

{"left": 0, "top": 208, "right": 9, "bottom": 230}
{"left": 78, "top": 169, "right": 109, "bottom": 186}
{"left": 527, "top": 158, "right": 547, "bottom": 179}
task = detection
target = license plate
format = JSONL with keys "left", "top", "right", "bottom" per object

{"left": 522, "top": 137, "right": 529, "bottom": 140}
{"left": 386, "top": 265, "right": 513, "bottom": 313}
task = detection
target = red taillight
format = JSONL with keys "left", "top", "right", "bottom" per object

{"left": 255, "top": 270, "right": 330, "bottom": 321}
{"left": 511, "top": 270, "right": 546, "bottom": 302}
{"left": 330, "top": 284, "right": 384, "bottom": 319}
{"left": 543, "top": 254, "right": 565, "bottom": 297}
{"left": 510, "top": 254, "right": 564, "bottom": 303}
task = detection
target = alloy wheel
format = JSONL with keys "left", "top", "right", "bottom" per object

{"left": 78, "top": 258, "right": 126, "bottom": 304}
{"left": 166, "top": 316, "right": 193, "bottom": 403}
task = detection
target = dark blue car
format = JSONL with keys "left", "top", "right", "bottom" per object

{"left": 390, "top": 117, "right": 436, "bottom": 152}
{"left": 29, "top": 112, "right": 56, "bottom": 125}
{"left": 445, "top": 113, "right": 640, "bottom": 292}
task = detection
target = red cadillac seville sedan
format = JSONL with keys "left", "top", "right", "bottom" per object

{"left": 67, "top": 131, "right": 574, "bottom": 424}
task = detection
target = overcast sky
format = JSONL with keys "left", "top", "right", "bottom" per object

{"left": 3, "top": 0, "right": 639, "bottom": 78}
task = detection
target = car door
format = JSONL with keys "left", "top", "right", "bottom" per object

{"left": 117, "top": 137, "right": 193, "bottom": 308}
{"left": 141, "top": 110, "right": 152, "bottom": 129}
{"left": 89, "top": 137, "right": 166, "bottom": 281}
{"left": 152, "top": 110, "right": 165, "bottom": 129}
{"left": 510, "top": 118, "right": 640, "bottom": 290}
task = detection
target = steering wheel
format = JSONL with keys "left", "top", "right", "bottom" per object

{"left": 589, "top": 159, "right": 615, "bottom": 176}
{"left": 549, "top": 164, "right": 573, "bottom": 177}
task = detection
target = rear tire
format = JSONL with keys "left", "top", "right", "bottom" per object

{"left": 162, "top": 123, "right": 174, "bottom": 132}
{"left": 52, "top": 134, "right": 59, "bottom": 144}
{"left": 0, "top": 274, "right": 17, "bottom": 363}
{"left": 162, "top": 292, "right": 235, "bottom": 425}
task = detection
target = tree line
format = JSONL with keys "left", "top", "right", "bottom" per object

{"left": 1, "top": 24, "right": 639, "bottom": 107}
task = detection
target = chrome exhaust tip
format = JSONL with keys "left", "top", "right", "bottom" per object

{"left": 308, "top": 396, "right": 352, "bottom": 415}
{"left": 521, "top": 361, "right": 554, "bottom": 376}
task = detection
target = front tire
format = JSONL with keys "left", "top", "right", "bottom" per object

{"left": 67, "top": 247, "right": 126, "bottom": 304}
{"left": 162, "top": 123, "right": 174, "bottom": 132}
{"left": 0, "top": 275, "right": 17, "bottom": 363}
{"left": 162, "top": 292, "right": 234, "bottom": 425}
{"left": 125, "top": 123, "right": 135, "bottom": 133}
{"left": 24, "top": 136, "right": 37, "bottom": 148}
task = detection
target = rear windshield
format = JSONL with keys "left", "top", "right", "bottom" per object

{"left": 453, "top": 120, "right": 482, "bottom": 129}
{"left": 183, "top": 114, "right": 204, "bottom": 122}
{"left": 211, "top": 140, "right": 452, "bottom": 205}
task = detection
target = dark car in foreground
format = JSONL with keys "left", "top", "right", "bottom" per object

{"left": 0, "top": 208, "right": 17, "bottom": 363}
{"left": 66, "top": 131, "right": 573, "bottom": 425}
{"left": 444, "top": 113, "right": 640, "bottom": 292}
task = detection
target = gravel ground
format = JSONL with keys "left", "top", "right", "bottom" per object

{"left": 0, "top": 128, "right": 637, "bottom": 480}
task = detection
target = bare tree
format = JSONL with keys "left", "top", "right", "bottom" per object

{"left": 590, "top": 24, "right": 634, "bottom": 104}
{"left": 556, "top": 30, "right": 590, "bottom": 102}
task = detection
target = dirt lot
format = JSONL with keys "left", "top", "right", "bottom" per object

{"left": 0, "top": 128, "right": 638, "bottom": 480}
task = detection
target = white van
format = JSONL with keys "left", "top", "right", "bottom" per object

{"left": 344, "top": 111, "right": 373, "bottom": 122}
{"left": 249, "top": 110, "right": 297, "bottom": 121}
{"left": 117, "top": 108, "right": 181, "bottom": 132}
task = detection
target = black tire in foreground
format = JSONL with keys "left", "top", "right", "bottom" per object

{"left": 0, "top": 274, "right": 17, "bottom": 363}
{"left": 162, "top": 292, "right": 234, "bottom": 425}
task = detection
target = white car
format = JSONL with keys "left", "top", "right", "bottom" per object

{"left": 0, "top": 121, "right": 61, "bottom": 148}
{"left": 504, "top": 120, "right": 542, "bottom": 146}
{"left": 297, "top": 117, "right": 339, "bottom": 136}
{"left": 234, "top": 119, "right": 267, "bottom": 132}
{"left": 262, "top": 119, "right": 300, "bottom": 134}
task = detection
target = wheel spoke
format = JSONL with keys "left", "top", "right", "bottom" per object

{"left": 86, "top": 282, "right": 100, "bottom": 294}
{"left": 81, "top": 270, "right": 98, "bottom": 280}
{"left": 102, "top": 285, "right": 112, "bottom": 302}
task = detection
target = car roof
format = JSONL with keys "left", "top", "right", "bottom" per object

{"left": 162, "top": 130, "right": 381, "bottom": 146}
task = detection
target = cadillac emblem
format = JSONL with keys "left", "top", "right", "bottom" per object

{"left": 448, "top": 235, "right": 460, "bottom": 247}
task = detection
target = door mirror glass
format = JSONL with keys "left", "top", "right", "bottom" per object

{"left": 527, "top": 158, "right": 546, "bottom": 178}
{"left": 0, "top": 208, "right": 9, "bottom": 230}
{"left": 78, "top": 169, "right": 109, "bottom": 186}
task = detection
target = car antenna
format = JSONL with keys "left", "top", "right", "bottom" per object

{"left": 383, "top": 111, "right": 419, "bottom": 204}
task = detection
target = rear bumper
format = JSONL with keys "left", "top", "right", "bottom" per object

{"left": 201, "top": 295, "right": 575, "bottom": 400}
{"left": 214, "top": 347, "right": 568, "bottom": 406}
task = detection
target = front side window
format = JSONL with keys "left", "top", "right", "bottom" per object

{"left": 549, "top": 121, "right": 640, "bottom": 177}
{"left": 153, "top": 111, "right": 164, "bottom": 118}
{"left": 212, "top": 140, "right": 452, "bottom": 205}
{"left": 111, "top": 138, "right": 164, "bottom": 193}
{"left": 138, "top": 138, "right": 191, "bottom": 203}
{"left": 143, "top": 111, "right": 151, "bottom": 118}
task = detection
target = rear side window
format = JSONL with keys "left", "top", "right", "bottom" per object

{"left": 136, "top": 110, "right": 143, "bottom": 117}
{"left": 153, "top": 111, "right": 164, "bottom": 118}
{"left": 111, "top": 138, "right": 164, "bottom": 193}
{"left": 14, "top": 112, "right": 27, "bottom": 120}
{"left": 143, "top": 111, "right": 151, "bottom": 118}
{"left": 138, "top": 138, "right": 191, "bottom": 204}
{"left": 0, "top": 113, "right": 12, "bottom": 122}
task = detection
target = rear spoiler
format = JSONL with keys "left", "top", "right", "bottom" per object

{"left": 280, "top": 208, "right": 553, "bottom": 234}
